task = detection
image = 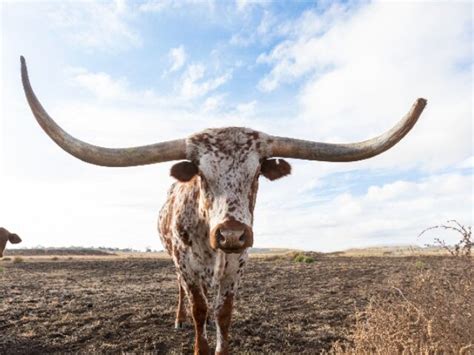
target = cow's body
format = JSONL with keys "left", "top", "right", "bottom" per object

{"left": 159, "top": 179, "right": 247, "bottom": 354}
{"left": 158, "top": 128, "right": 272, "bottom": 354}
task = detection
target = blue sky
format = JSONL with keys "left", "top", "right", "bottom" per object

{"left": 0, "top": 0, "right": 472, "bottom": 251}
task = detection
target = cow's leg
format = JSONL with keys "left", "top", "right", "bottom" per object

{"left": 175, "top": 276, "right": 187, "bottom": 329}
{"left": 188, "top": 284, "right": 210, "bottom": 355}
{"left": 214, "top": 253, "right": 245, "bottom": 355}
{"left": 201, "top": 283, "right": 215, "bottom": 328}
{"left": 215, "top": 290, "right": 234, "bottom": 355}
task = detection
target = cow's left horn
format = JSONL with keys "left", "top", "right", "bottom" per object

{"left": 21, "top": 56, "right": 187, "bottom": 167}
{"left": 269, "top": 98, "right": 426, "bottom": 162}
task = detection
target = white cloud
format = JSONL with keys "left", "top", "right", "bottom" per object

{"left": 202, "top": 95, "right": 225, "bottom": 113}
{"left": 235, "top": 0, "right": 268, "bottom": 13}
{"left": 139, "top": 0, "right": 215, "bottom": 13}
{"left": 230, "top": 8, "right": 289, "bottom": 48}
{"left": 68, "top": 67, "right": 174, "bottom": 108}
{"left": 49, "top": 1, "right": 141, "bottom": 51}
{"left": 258, "top": 2, "right": 472, "bottom": 171}
{"left": 255, "top": 171, "right": 473, "bottom": 251}
{"left": 139, "top": 0, "right": 172, "bottom": 12}
{"left": 457, "top": 156, "right": 474, "bottom": 170}
{"left": 236, "top": 100, "right": 257, "bottom": 117}
{"left": 180, "top": 64, "right": 232, "bottom": 99}
{"left": 167, "top": 45, "right": 187, "bottom": 73}
{"left": 72, "top": 70, "right": 130, "bottom": 101}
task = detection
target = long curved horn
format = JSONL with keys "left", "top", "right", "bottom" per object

{"left": 21, "top": 56, "right": 186, "bottom": 167}
{"left": 270, "top": 98, "right": 426, "bottom": 162}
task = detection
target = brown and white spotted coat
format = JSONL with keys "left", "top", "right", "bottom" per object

{"left": 158, "top": 127, "right": 291, "bottom": 355}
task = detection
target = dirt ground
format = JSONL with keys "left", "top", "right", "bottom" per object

{"left": 0, "top": 255, "right": 462, "bottom": 354}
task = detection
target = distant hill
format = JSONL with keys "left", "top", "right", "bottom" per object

{"left": 329, "top": 245, "right": 448, "bottom": 257}
{"left": 248, "top": 248, "right": 297, "bottom": 254}
{"left": 3, "top": 245, "right": 448, "bottom": 258}
{"left": 4, "top": 247, "right": 116, "bottom": 256}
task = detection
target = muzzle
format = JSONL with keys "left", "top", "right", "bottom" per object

{"left": 210, "top": 219, "right": 253, "bottom": 254}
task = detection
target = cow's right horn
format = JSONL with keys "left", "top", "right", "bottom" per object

{"left": 269, "top": 98, "right": 426, "bottom": 162}
{"left": 21, "top": 56, "right": 187, "bottom": 167}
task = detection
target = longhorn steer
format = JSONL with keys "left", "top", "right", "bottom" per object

{"left": 0, "top": 227, "right": 22, "bottom": 258}
{"left": 20, "top": 56, "right": 426, "bottom": 354}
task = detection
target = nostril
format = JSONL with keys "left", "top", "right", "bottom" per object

{"left": 239, "top": 233, "right": 245, "bottom": 243}
{"left": 217, "top": 230, "right": 226, "bottom": 244}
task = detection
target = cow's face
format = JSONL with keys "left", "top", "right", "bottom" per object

{"left": 170, "top": 128, "right": 291, "bottom": 254}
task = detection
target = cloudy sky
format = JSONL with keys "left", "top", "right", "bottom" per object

{"left": 0, "top": 0, "right": 472, "bottom": 252}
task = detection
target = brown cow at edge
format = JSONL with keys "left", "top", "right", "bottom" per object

{"left": 20, "top": 56, "right": 426, "bottom": 355}
{"left": 0, "top": 227, "right": 22, "bottom": 258}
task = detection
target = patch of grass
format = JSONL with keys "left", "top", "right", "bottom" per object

{"left": 293, "top": 254, "right": 315, "bottom": 263}
{"left": 0, "top": 267, "right": 3, "bottom": 273}
{"left": 13, "top": 257, "right": 24, "bottom": 264}
{"left": 415, "top": 260, "right": 426, "bottom": 269}
{"left": 294, "top": 254, "right": 306, "bottom": 262}
{"left": 51, "top": 256, "right": 59, "bottom": 261}
{"left": 2, "top": 257, "right": 11, "bottom": 261}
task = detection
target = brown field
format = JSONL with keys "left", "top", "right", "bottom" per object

{"left": 1, "top": 253, "right": 472, "bottom": 354}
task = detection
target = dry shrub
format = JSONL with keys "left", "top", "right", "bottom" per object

{"left": 12, "top": 256, "right": 24, "bottom": 263}
{"left": 330, "top": 258, "right": 473, "bottom": 354}
{"left": 419, "top": 220, "right": 472, "bottom": 257}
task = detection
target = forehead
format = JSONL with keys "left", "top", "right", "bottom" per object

{"left": 186, "top": 127, "right": 271, "bottom": 168}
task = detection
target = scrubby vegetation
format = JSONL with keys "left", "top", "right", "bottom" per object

{"left": 330, "top": 258, "right": 472, "bottom": 353}
{"left": 331, "top": 221, "right": 473, "bottom": 354}
{"left": 419, "top": 219, "right": 472, "bottom": 257}
{"left": 293, "top": 254, "right": 315, "bottom": 263}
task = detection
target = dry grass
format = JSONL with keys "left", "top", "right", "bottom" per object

{"left": 330, "top": 222, "right": 473, "bottom": 354}
{"left": 329, "top": 245, "right": 450, "bottom": 257}
{"left": 330, "top": 258, "right": 473, "bottom": 354}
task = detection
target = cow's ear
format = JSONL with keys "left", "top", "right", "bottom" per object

{"left": 8, "top": 233, "right": 21, "bottom": 244}
{"left": 261, "top": 159, "right": 291, "bottom": 181}
{"left": 170, "top": 161, "right": 199, "bottom": 182}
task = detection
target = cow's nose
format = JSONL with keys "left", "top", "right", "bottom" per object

{"left": 217, "top": 228, "right": 246, "bottom": 249}
{"left": 211, "top": 220, "right": 253, "bottom": 253}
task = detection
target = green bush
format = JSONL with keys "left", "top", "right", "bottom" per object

{"left": 294, "top": 254, "right": 315, "bottom": 263}
{"left": 294, "top": 254, "right": 306, "bottom": 262}
{"left": 415, "top": 260, "right": 426, "bottom": 269}
{"left": 13, "top": 257, "right": 24, "bottom": 264}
